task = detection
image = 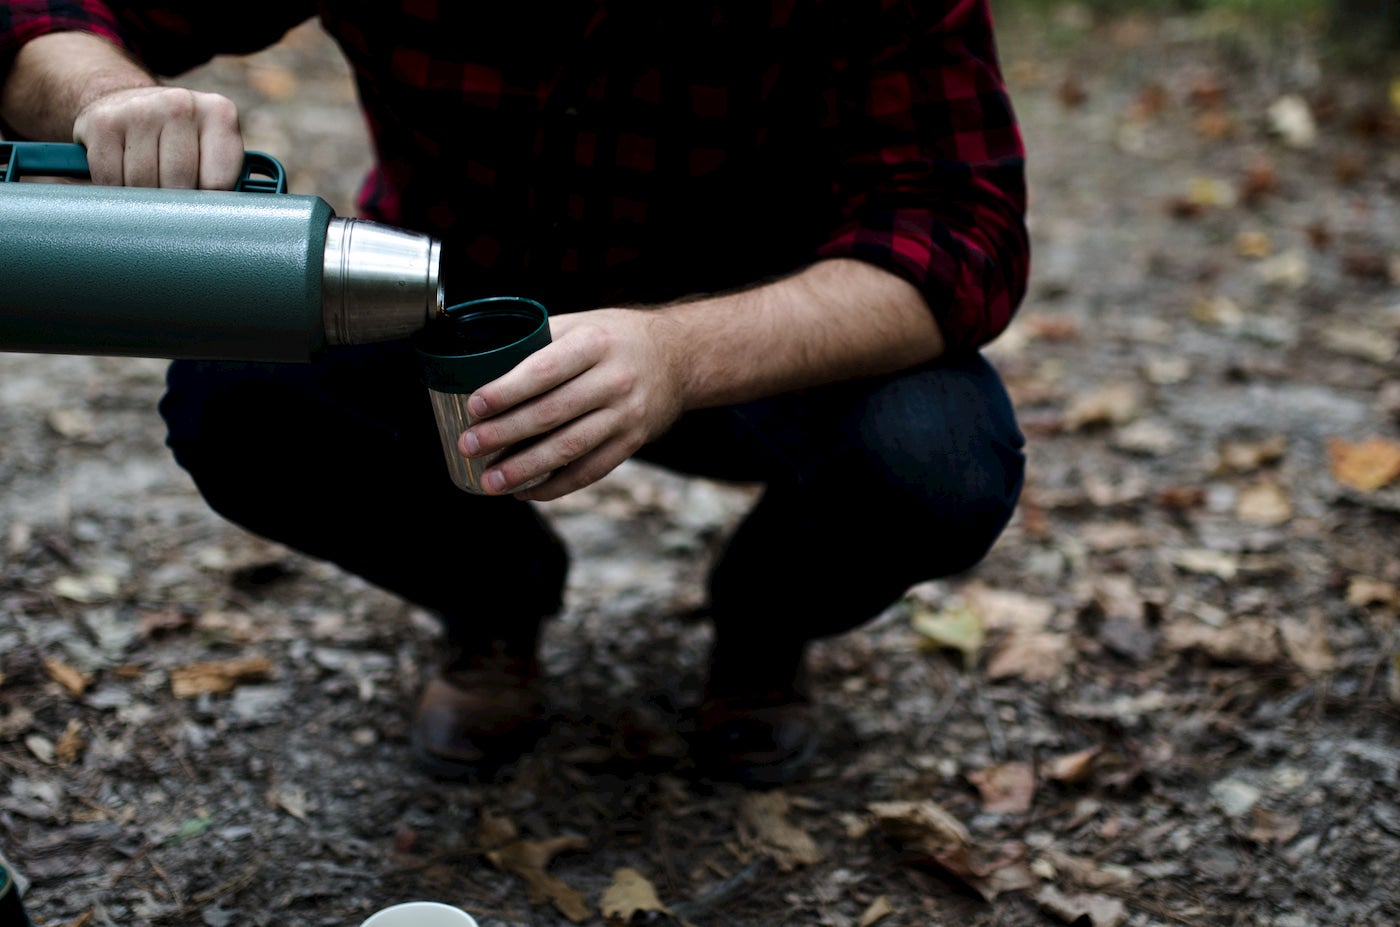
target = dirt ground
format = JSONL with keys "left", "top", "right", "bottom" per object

{"left": 4, "top": 5, "right": 1400, "bottom": 927}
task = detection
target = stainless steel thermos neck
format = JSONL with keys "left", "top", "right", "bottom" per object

{"left": 0, "top": 142, "right": 443, "bottom": 362}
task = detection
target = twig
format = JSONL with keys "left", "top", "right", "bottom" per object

{"left": 146, "top": 854, "right": 186, "bottom": 910}
{"left": 189, "top": 861, "right": 262, "bottom": 906}
{"left": 969, "top": 674, "right": 1007, "bottom": 760}
{"left": 666, "top": 859, "right": 762, "bottom": 923}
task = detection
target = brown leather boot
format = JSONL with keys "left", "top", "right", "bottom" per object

{"left": 411, "top": 640, "right": 544, "bottom": 780}
{"left": 689, "top": 648, "right": 818, "bottom": 786}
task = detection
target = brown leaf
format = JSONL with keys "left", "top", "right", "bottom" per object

{"left": 1235, "top": 230, "right": 1272, "bottom": 258}
{"left": 478, "top": 810, "right": 518, "bottom": 850}
{"left": 1235, "top": 479, "right": 1293, "bottom": 526}
{"left": 139, "top": 607, "right": 191, "bottom": 639}
{"left": 1217, "top": 435, "right": 1288, "bottom": 473}
{"left": 1063, "top": 383, "right": 1143, "bottom": 431}
{"left": 1045, "top": 746, "right": 1103, "bottom": 785}
{"left": 488, "top": 835, "right": 591, "bottom": 923}
{"left": 1239, "top": 157, "right": 1280, "bottom": 203}
{"left": 985, "top": 630, "right": 1071, "bottom": 683}
{"left": 866, "top": 801, "right": 1035, "bottom": 901}
{"left": 858, "top": 896, "right": 895, "bottom": 927}
{"left": 1278, "top": 614, "right": 1336, "bottom": 676}
{"left": 967, "top": 762, "right": 1037, "bottom": 815}
{"left": 1247, "top": 808, "right": 1302, "bottom": 846}
{"left": 1347, "top": 576, "right": 1399, "bottom": 608}
{"left": 600, "top": 868, "right": 671, "bottom": 924}
{"left": 169, "top": 656, "right": 273, "bottom": 698}
{"left": 1038, "top": 849, "right": 1134, "bottom": 890}
{"left": 1327, "top": 436, "right": 1400, "bottom": 492}
{"left": 737, "top": 791, "right": 822, "bottom": 872}
{"left": 964, "top": 583, "right": 1057, "bottom": 632}
{"left": 44, "top": 656, "right": 94, "bottom": 697}
{"left": 1164, "top": 617, "right": 1282, "bottom": 666}
{"left": 54, "top": 718, "right": 85, "bottom": 766}
{"left": 1035, "top": 885, "right": 1128, "bottom": 927}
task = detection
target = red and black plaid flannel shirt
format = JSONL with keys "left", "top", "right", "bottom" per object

{"left": 0, "top": 0, "right": 1029, "bottom": 355}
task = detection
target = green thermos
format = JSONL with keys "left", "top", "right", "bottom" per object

{"left": 0, "top": 141, "right": 443, "bottom": 362}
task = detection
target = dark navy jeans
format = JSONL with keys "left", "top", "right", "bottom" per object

{"left": 159, "top": 343, "right": 1024, "bottom": 672}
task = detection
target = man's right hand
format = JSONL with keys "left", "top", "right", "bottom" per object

{"left": 0, "top": 30, "right": 245, "bottom": 190}
{"left": 73, "top": 85, "right": 244, "bottom": 190}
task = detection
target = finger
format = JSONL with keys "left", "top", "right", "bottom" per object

{"left": 73, "top": 114, "right": 127, "bottom": 186}
{"left": 461, "top": 370, "right": 606, "bottom": 458}
{"left": 510, "top": 434, "right": 637, "bottom": 502}
{"left": 482, "top": 411, "right": 626, "bottom": 496}
{"left": 156, "top": 119, "right": 200, "bottom": 189}
{"left": 193, "top": 93, "right": 244, "bottom": 190}
{"left": 468, "top": 335, "right": 598, "bottom": 419}
{"left": 82, "top": 135, "right": 126, "bottom": 186}
{"left": 122, "top": 126, "right": 160, "bottom": 188}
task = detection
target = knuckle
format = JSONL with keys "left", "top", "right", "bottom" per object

{"left": 197, "top": 93, "right": 241, "bottom": 128}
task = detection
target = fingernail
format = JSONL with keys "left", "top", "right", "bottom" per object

{"left": 483, "top": 470, "right": 507, "bottom": 494}
{"left": 469, "top": 395, "right": 489, "bottom": 417}
{"left": 461, "top": 431, "right": 480, "bottom": 456}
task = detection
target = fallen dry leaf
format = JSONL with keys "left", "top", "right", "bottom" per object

{"left": 600, "top": 867, "right": 672, "bottom": 924}
{"left": 1036, "top": 884, "right": 1128, "bottom": 927}
{"left": 1247, "top": 808, "right": 1302, "bottom": 846}
{"left": 1320, "top": 326, "right": 1399, "bottom": 365}
{"left": 1235, "top": 478, "right": 1293, "bottom": 525}
{"left": 1347, "top": 576, "right": 1399, "bottom": 608}
{"left": 967, "top": 762, "right": 1037, "bottom": 815}
{"left": 1037, "top": 849, "right": 1134, "bottom": 890}
{"left": 964, "top": 583, "right": 1057, "bottom": 632}
{"left": 1063, "top": 382, "right": 1143, "bottom": 431}
{"left": 985, "top": 630, "right": 1071, "bottom": 683}
{"left": 1169, "top": 549, "right": 1239, "bottom": 580}
{"left": 737, "top": 791, "right": 822, "bottom": 872}
{"left": 1267, "top": 94, "right": 1317, "bottom": 148}
{"left": 1045, "top": 746, "right": 1103, "bottom": 785}
{"left": 488, "top": 835, "right": 591, "bottom": 923}
{"left": 478, "top": 810, "right": 518, "bottom": 850}
{"left": 1278, "top": 614, "right": 1336, "bottom": 676}
{"left": 1236, "top": 230, "right": 1272, "bottom": 257}
{"left": 51, "top": 572, "right": 120, "bottom": 604}
{"left": 271, "top": 785, "right": 309, "bottom": 822}
{"left": 44, "top": 656, "right": 94, "bottom": 698}
{"left": 866, "top": 801, "right": 1034, "bottom": 901}
{"left": 1217, "top": 435, "right": 1288, "bottom": 473}
{"left": 169, "top": 656, "right": 274, "bottom": 698}
{"left": 910, "top": 603, "right": 985, "bottom": 662}
{"left": 0, "top": 705, "right": 34, "bottom": 739}
{"left": 1164, "top": 617, "right": 1282, "bottom": 666}
{"left": 858, "top": 896, "right": 895, "bottom": 927}
{"left": 1327, "top": 436, "right": 1400, "bottom": 492}
{"left": 54, "top": 719, "right": 85, "bottom": 766}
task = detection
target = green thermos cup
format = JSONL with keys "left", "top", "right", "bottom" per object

{"left": 0, "top": 141, "right": 443, "bottom": 362}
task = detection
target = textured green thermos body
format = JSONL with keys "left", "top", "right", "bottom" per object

{"left": 0, "top": 142, "right": 334, "bottom": 362}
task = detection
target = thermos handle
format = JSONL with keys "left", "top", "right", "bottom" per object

{"left": 0, "top": 140, "right": 287, "bottom": 193}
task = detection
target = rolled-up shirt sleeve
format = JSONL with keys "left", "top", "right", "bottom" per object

{"left": 0, "top": 0, "right": 317, "bottom": 85}
{"left": 814, "top": 0, "right": 1030, "bottom": 357}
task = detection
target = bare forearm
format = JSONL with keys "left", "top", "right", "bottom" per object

{"left": 0, "top": 31, "right": 156, "bottom": 141}
{"left": 661, "top": 258, "right": 946, "bottom": 411}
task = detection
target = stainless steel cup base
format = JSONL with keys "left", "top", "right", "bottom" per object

{"left": 426, "top": 388, "right": 548, "bottom": 494}
{"left": 413, "top": 296, "right": 553, "bottom": 495}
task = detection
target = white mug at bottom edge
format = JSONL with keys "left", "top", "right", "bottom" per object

{"left": 359, "top": 901, "right": 479, "bottom": 927}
